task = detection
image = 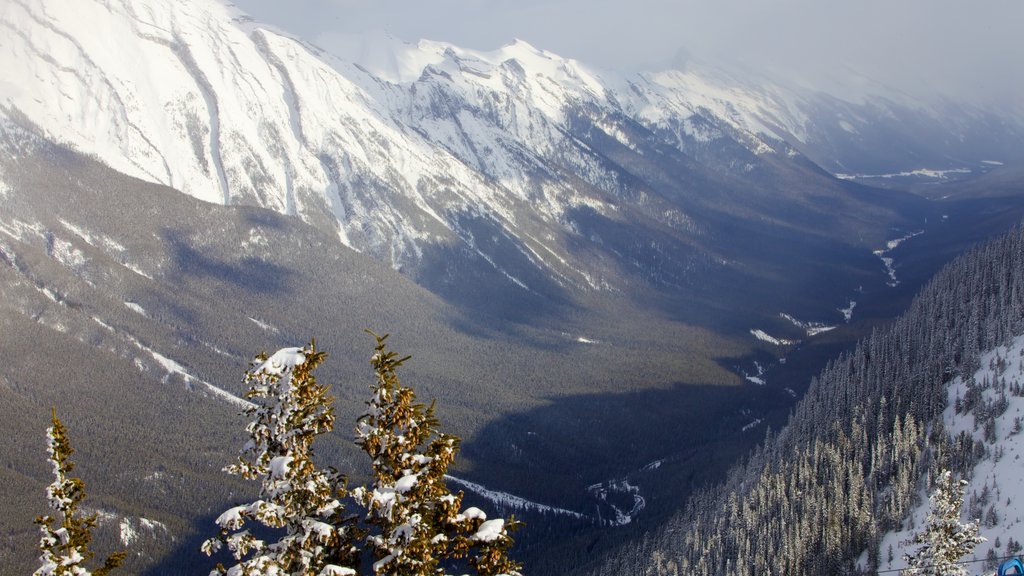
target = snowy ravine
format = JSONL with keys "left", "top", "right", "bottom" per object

{"left": 587, "top": 478, "right": 646, "bottom": 526}
{"left": 446, "top": 473, "right": 652, "bottom": 527}
{"left": 870, "top": 333, "right": 1024, "bottom": 573}
{"left": 780, "top": 312, "right": 836, "bottom": 337}
{"left": 874, "top": 230, "right": 924, "bottom": 288}
{"left": 836, "top": 167, "right": 974, "bottom": 182}
{"left": 444, "top": 475, "right": 586, "bottom": 520}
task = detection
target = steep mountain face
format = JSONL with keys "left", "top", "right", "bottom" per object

{"left": 1, "top": 0, "right": 971, "bottom": 329}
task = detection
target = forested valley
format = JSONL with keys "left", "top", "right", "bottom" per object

{"left": 585, "top": 224, "right": 1024, "bottom": 575}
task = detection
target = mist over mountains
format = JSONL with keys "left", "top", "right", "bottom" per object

{"left": 6, "top": 0, "right": 1023, "bottom": 325}
{"left": 2, "top": 0, "right": 1024, "bottom": 574}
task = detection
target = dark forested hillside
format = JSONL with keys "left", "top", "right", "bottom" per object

{"left": 586, "top": 224, "right": 1024, "bottom": 575}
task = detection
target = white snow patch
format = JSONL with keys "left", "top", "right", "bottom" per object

{"left": 40, "top": 286, "right": 61, "bottom": 304}
{"left": 124, "top": 301, "right": 147, "bottom": 316}
{"left": 462, "top": 507, "right": 487, "bottom": 521}
{"left": 742, "top": 418, "right": 763, "bottom": 433}
{"left": 319, "top": 566, "right": 357, "bottom": 576}
{"left": 836, "top": 168, "right": 973, "bottom": 181}
{"left": 472, "top": 519, "right": 506, "bottom": 542}
{"left": 144, "top": 345, "right": 252, "bottom": 408}
{"left": 253, "top": 347, "right": 306, "bottom": 376}
{"left": 50, "top": 237, "right": 87, "bottom": 269}
{"left": 116, "top": 515, "right": 168, "bottom": 546}
{"left": 269, "top": 456, "right": 293, "bottom": 479}
{"left": 0, "top": 219, "right": 47, "bottom": 251}
{"left": 839, "top": 300, "right": 857, "bottom": 323}
{"left": 884, "top": 230, "right": 924, "bottom": 252}
{"left": 241, "top": 228, "right": 269, "bottom": 250}
{"left": 780, "top": 313, "right": 836, "bottom": 337}
{"left": 742, "top": 360, "right": 769, "bottom": 386}
{"left": 981, "top": 160, "right": 1004, "bottom": 166}
{"left": 394, "top": 473, "right": 419, "bottom": 494}
{"left": 750, "top": 329, "right": 797, "bottom": 347}
{"left": 124, "top": 263, "right": 153, "bottom": 280}
{"left": 874, "top": 230, "right": 924, "bottom": 287}
{"left": 641, "top": 460, "right": 664, "bottom": 472}
{"left": 119, "top": 518, "right": 138, "bottom": 546}
{"left": 249, "top": 316, "right": 279, "bottom": 333}
{"left": 445, "top": 475, "right": 585, "bottom": 519}
{"left": 139, "top": 517, "right": 168, "bottom": 532}
{"left": 59, "top": 220, "right": 94, "bottom": 245}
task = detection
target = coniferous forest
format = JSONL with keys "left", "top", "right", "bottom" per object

{"left": 33, "top": 336, "right": 522, "bottom": 576}
{"left": 585, "top": 224, "right": 1024, "bottom": 575}
{"left": 27, "top": 223, "right": 1024, "bottom": 576}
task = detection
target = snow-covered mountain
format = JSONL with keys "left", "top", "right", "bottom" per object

{"left": 5, "top": 0, "right": 1017, "bottom": 316}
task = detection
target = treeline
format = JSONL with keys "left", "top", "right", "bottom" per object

{"left": 587, "top": 223, "right": 1024, "bottom": 575}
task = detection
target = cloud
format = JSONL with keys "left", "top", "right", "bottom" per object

{"left": 233, "top": 0, "right": 1024, "bottom": 111}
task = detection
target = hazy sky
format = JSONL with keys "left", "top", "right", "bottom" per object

{"left": 231, "top": 0, "right": 1024, "bottom": 111}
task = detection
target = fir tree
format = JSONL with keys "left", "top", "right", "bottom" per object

{"left": 202, "top": 343, "right": 360, "bottom": 575}
{"left": 902, "top": 469, "right": 985, "bottom": 576}
{"left": 34, "top": 410, "right": 125, "bottom": 576}
{"left": 353, "top": 331, "right": 522, "bottom": 576}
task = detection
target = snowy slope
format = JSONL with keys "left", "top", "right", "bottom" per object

{"left": 4, "top": 0, "right": 1017, "bottom": 312}
{"left": 0, "top": 0, "right": 648, "bottom": 277}
{"left": 1, "top": 0, "right": 488, "bottom": 269}
{"left": 0, "top": 1, "right": 920, "bottom": 272}
{"left": 0, "top": 0, "right": 732, "bottom": 303}
{"left": 875, "top": 334, "right": 1024, "bottom": 573}
{"left": 3, "top": 0, "right": 1016, "bottom": 235}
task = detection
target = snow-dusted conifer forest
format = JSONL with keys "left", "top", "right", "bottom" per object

{"left": 38, "top": 339, "right": 522, "bottom": 575}
{"left": 586, "top": 226, "right": 1024, "bottom": 575}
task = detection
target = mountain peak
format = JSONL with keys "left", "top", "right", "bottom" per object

{"left": 497, "top": 37, "right": 544, "bottom": 57}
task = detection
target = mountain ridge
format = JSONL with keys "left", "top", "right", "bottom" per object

{"left": 5, "top": 0, "right": 1018, "bottom": 292}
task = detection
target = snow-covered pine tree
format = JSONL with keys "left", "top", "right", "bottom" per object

{"left": 353, "top": 331, "right": 522, "bottom": 576}
{"left": 34, "top": 410, "right": 125, "bottom": 576}
{"left": 901, "top": 469, "right": 985, "bottom": 576}
{"left": 202, "top": 343, "right": 360, "bottom": 575}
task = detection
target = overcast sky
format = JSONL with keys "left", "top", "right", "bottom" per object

{"left": 231, "top": 0, "right": 1024, "bottom": 111}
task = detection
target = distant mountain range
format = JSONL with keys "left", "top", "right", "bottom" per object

{"left": 8, "top": 0, "right": 1021, "bottom": 331}
{"left": 4, "top": 0, "right": 1022, "bottom": 294}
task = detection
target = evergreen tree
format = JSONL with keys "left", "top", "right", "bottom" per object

{"left": 353, "top": 331, "right": 522, "bottom": 576}
{"left": 902, "top": 469, "right": 985, "bottom": 576}
{"left": 34, "top": 410, "right": 125, "bottom": 576}
{"left": 202, "top": 343, "right": 360, "bottom": 575}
